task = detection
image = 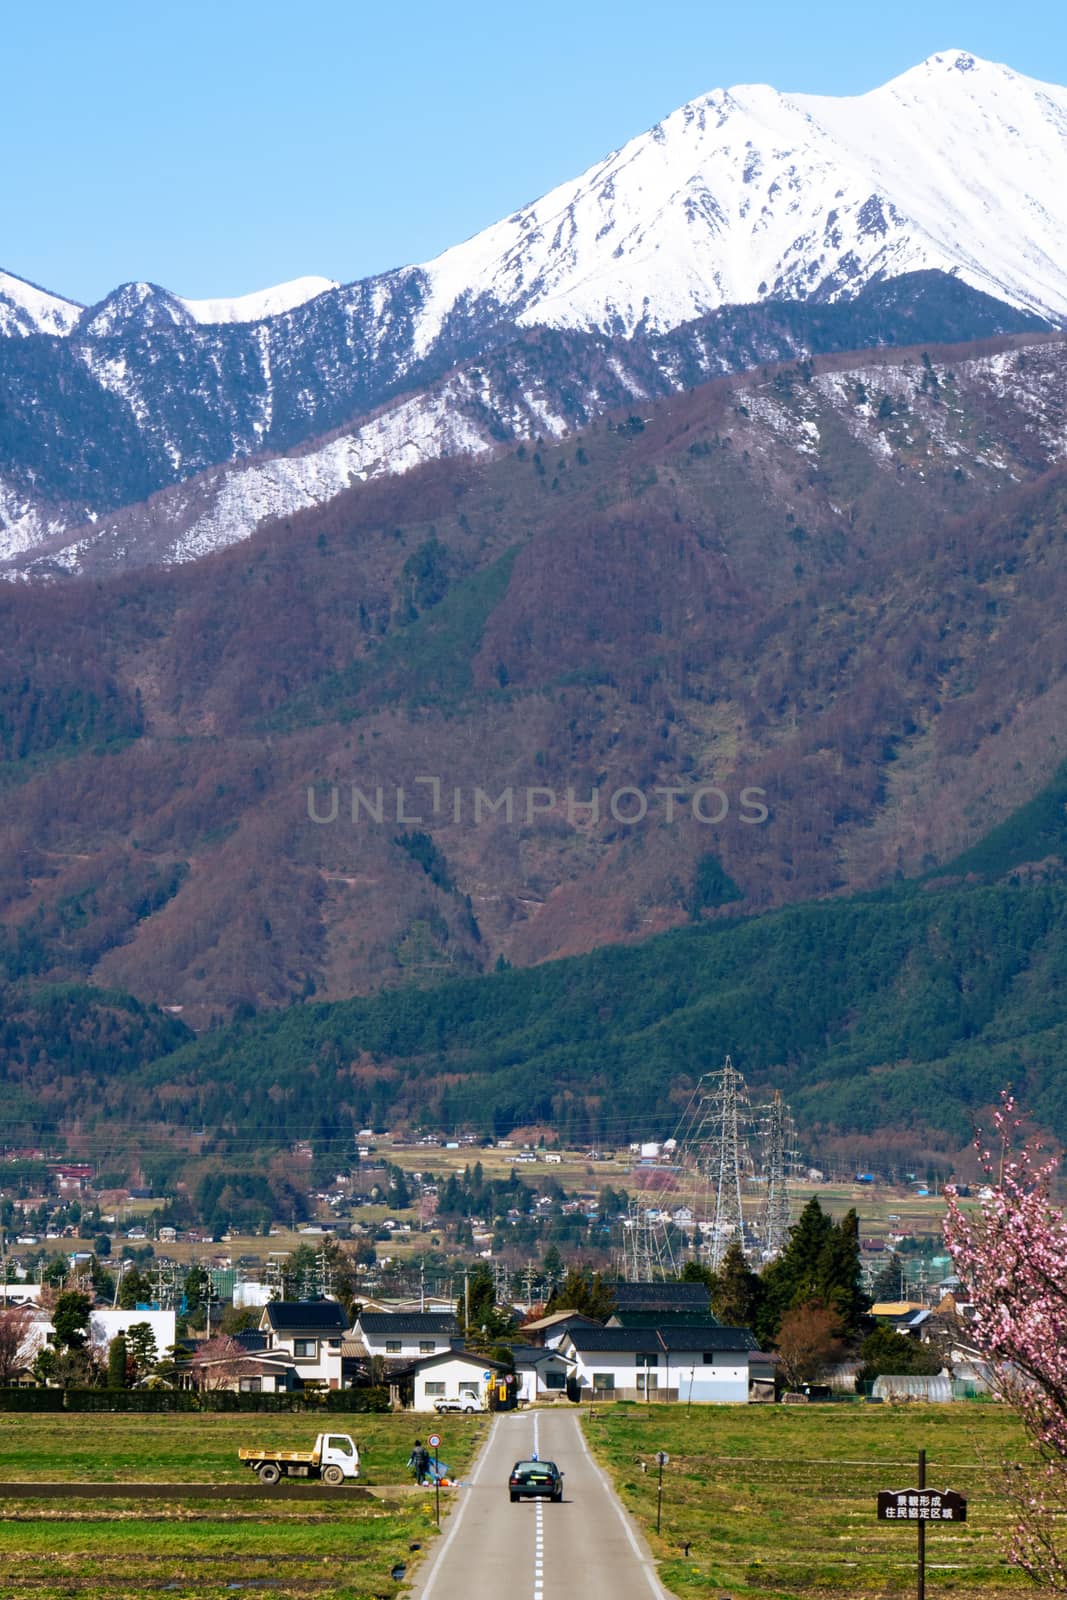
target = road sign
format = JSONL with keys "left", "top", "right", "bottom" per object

{"left": 483, "top": 1371, "right": 492, "bottom": 1380}
{"left": 427, "top": 1433, "right": 441, "bottom": 1449}
{"left": 877, "top": 1489, "right": 967, "bottom": 1522}
{"left": 656, "top": 1451, "right": 670, "bottom": 1467}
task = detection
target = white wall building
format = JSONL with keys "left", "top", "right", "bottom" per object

{"left": 0, "top": 1283, "right": 43, "bottom": 1306}
{"left": 410, "top": 1349, "right": 509, "bottom": 1411}
{"left": 90, "top": 1307, "right": 176, "bottom": 1357}
{"left": 259, "top": 1299, "right": 349, "bottom": 1389}
{"left": 508, "top": 1344, "right": 575, "bottom": 1403}
{"left": 559, "top": 1326, "right": 757, "bottom": 1403}
{"left": 354, "top": 1312, "right": 458, "bottom": 1361}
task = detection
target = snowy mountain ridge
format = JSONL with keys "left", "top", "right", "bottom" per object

{"left": 3, "top": 49, "right": 1067, "bottom": 577}
{"left": 414, "top": 50, "right": 1067, "bottom": 343}
{"left": 6, "top": 51, "right": 1067, "bottom": 345}
{"left": 0, "top": 269, "right": 340, "bottom": 338}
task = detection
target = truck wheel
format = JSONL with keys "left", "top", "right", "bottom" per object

{"left": 464, "top": 1404, "right": 475, "bottom": 1413}
{"left": 259, "top": 1464, "right": 281, "bottom": 1486}
{"left": 322, "top": 1464, "right": 345, "bottom": 1487}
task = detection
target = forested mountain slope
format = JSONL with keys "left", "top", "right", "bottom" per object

{"left": 3, "top": 333, "right": 1067, "bottom": 1020}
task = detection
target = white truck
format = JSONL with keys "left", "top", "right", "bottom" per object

{"left": 238, "top": 1431, "right": 360, "bottom": 1486}
{"left": 434, "top": 1393, "right": 486, "bottom": 1413}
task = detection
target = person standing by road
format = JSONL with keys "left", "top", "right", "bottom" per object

{"left": 408, "top": 1439, "right": 430, "bottom": 1484}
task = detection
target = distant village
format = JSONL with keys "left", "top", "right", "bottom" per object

{"left": 0, "top": 1127, "right": 990, "bottom": 1410}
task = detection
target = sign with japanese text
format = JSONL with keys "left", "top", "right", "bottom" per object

{"left": 877, "top": 1488, "right": 967, "bottom": 1522}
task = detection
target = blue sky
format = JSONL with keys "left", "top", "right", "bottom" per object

{"left": 5, "top": 0, "right": 1064, "bottom": 305}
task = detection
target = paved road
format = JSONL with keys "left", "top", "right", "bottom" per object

{"left": 410, "top": 1409, "right": 668, "bottom": 1600}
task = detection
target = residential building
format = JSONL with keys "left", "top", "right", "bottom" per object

{"left": 353, "top": 1312, "right": 458, "bottom": 1361}
{"left": 507, "top": 1344, "right": 575, "bottom": 1403}
{"left": 611, "top": 1281, "right": 713, "bottom": 1318}
{"left": 869, "top": 1301, "right": 931, "bottom": 1337}
{"left": 410, "top": 1349, "right": 511, "bottom": 1411}
{"left": 518, "top": 1310, "right": 601, "bottom": 1349}
{"left": 559, "top": 1324, "right": 760, "bottom": 1402}
{"left": 258, "top": 1298, "right": 348, "bottom": 1389}
{"left": 185, "top": 1346, "right": 301, "bottom": 1393}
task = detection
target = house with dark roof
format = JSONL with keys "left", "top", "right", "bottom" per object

{"left": 411, "top": 1348, "right": 512, "bottom": 1412}
{"left": 611, "top": 1281, "right": 713, "bottom": 1315}
{"left": 184, "top": 1347, "right": 302, "bottom": 1394}
{"left": 558, "top": 1323, "right": 760, "bottom": 1403}
{"left": 258, "top": 1298, "right": 349, "bottom": 1389}
{"left": 353, "top": 1311, "right": 459, "bottom": 1362}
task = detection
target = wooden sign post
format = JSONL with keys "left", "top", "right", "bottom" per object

{"left": 877, "top": 1450, "right": 968, "bottom": 1599}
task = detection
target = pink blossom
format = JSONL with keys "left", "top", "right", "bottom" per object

{"left": 944, "top": 1094, "right": 1067, "bottom": 1587}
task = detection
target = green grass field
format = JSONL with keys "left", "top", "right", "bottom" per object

{"left": 0, "top": 1413, "right": 484, "bottom": 1599}
{"left": 585, "top": 1401, "right": 1030, "bottom": 1600}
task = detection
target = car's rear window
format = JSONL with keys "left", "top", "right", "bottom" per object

{"left": 513, "top": 1461, "right": 556, "bottom": 1473}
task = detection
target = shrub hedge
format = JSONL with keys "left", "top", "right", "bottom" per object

{"left": 0, "top": 1386, "right": 389, "bottom": 1413}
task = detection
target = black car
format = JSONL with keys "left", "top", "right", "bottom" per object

{"left": 509, "top": 1458, "right": 564, "bottom": 1502}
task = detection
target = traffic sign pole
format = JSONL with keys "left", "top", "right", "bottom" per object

{"left": 656, "top": 1451, "right": 669, "bottom": 1535}
{"left": 918, "top": 1449, "right": 925, "bottom": 1600}
{"left": 428, "top": 1432, "right": 442, "bottom": 1527}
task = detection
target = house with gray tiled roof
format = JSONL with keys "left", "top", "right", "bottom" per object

{"left": 353, "top": 1311, "right": 459, "bottom": 1362}
{"left": 558, "top": 1323, "right": 760, "bottom": 1402}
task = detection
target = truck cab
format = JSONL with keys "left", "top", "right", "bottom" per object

{"left": 319, "top": 1434, "right": 359, "bottom": 1478}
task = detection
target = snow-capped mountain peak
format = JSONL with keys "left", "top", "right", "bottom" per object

{"left": 411, "top": 50, "right": 1067, "bottom": 346}
{"left": 77, "top": 281, "right": 196, "bottom": 339}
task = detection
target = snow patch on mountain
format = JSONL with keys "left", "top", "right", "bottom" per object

{"left": 0, "top": 268, "right": 83, "bottom": 337}
{"left": 0, "top": 480, "right": 79, "bottom": 562}
{"left": 177, "top": 275, "right": 339, "bottom": 325}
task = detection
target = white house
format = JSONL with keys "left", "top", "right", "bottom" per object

{"left": 354, "top": 1312, "right": 458, "bottom": 1361}
{"left": 259, "top": 1299, "right": 348, "bottom": 1389}
{"left": 507, "top": 1344, "right": 575, "bottom": 1403}
{"left": 233, "top": 1281, "right": 273, "bottom": 1309}
{"left": 411, "top": 1349, "right": 510, "bottom": 1411}
{"left": 559, "top": 1325, "right": 758, "bottom": 1403}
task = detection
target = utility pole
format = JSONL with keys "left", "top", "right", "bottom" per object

{"left": 464, "top": 1267, "right": 470, "bottom": 1330}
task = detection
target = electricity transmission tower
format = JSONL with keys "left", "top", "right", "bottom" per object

{"left": 705, "top": 1055, "right": 749, "bottom": 1269}
{"left": 674, "top": 1057, "right": 751, "bottom": 1269}
{"left": 623, "top": 1199, "right": 678, "bottom": 1280}
{"left": 756, "top": 1090, "right": 795, "bottom": 1261}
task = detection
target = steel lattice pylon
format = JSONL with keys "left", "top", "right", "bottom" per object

{"left": 756, "top": 1090, "right": 795, "bottom": 1262}
{"left": 671, "top": 1056, "right": 805, "bottom": 1268}
{"left": 623, "top": 1198, "right": 678, "bottom": 1281}
{"left": 674, "top": 1055, "right": 751, "bottom": 1270}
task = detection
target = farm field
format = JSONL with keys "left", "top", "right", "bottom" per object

{"left": 0, "top": 1412, "right": 484, "bottom": 1599}
{"left": 585, "top": 1400, "right": 1030, "bottom": 1600}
